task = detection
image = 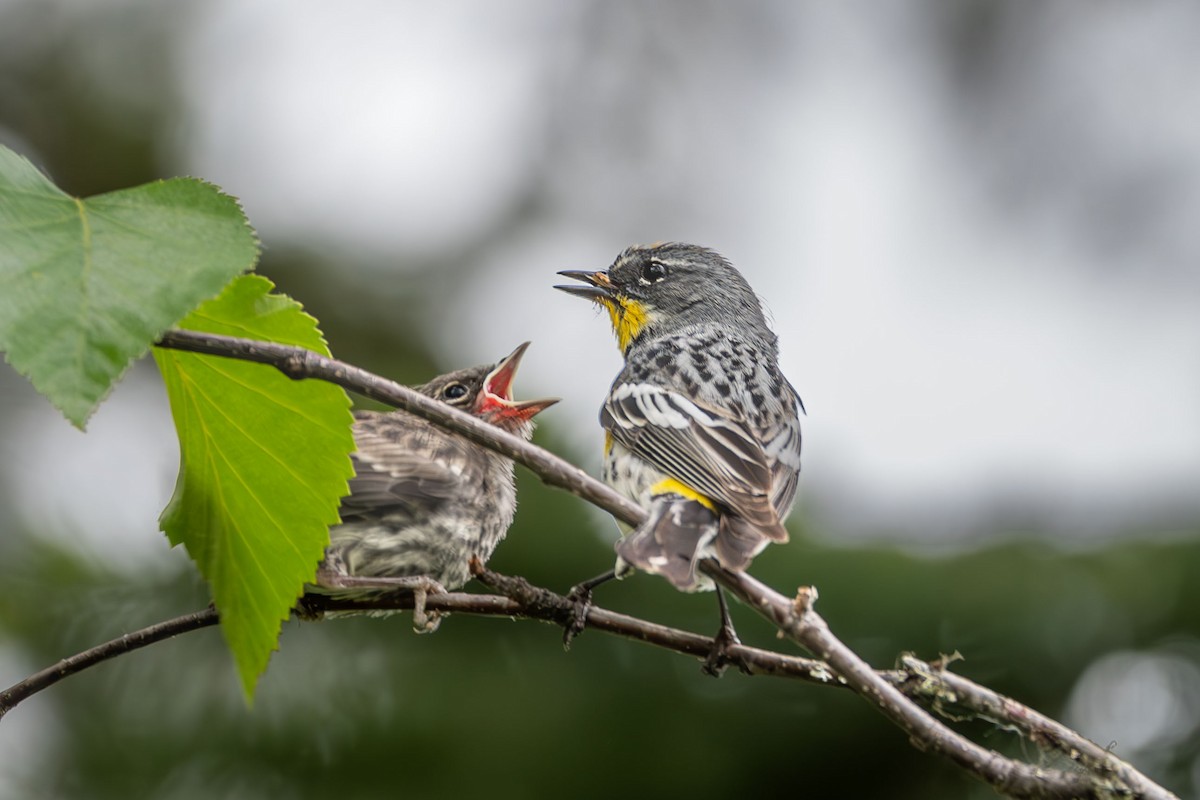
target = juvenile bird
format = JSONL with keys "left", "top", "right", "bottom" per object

{"left": 556, "top": 243, "right": 803, "bottom": 593}
{"left": 311, "top": 342, "right": 557, "bottom": 628}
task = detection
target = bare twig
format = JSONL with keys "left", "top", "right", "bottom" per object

{"left": 898, "top": 654, "right": 1170, "bottom": 800}
{"left": 10, "top": 562, "right": 1126, "bottom": 750}
{"left": 0, "top": 608, "right": 219, "bottom": 720}
{"left": 147, "top": 330, "right": 1176, "bottom": 799}
{"left": 310, "top": 575, "right": 843, "bottom": 684}
{"left": 707, "top": 567, "right": 1138, "bottom": 799}
{"left": 0, "top": 579, "right": 838, "bottom": 720}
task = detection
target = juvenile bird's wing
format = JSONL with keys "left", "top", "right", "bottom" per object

{"left": 339, "top": 415, "right": 463, "bottom": 521}
{"left": 601, "top": 382, "right": 786, "bottom": 540}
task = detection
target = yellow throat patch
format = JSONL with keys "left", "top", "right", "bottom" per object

{"left": 603, "top": 296, "right": 649, "bottom": 353}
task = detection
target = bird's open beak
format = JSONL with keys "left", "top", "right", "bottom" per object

{"left": 554, "top": 270, "right": 616, "bottom": 303}
{"left": 480, "top": 342, "right": 559, "bottom": 420}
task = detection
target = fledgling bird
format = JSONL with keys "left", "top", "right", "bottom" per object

{"left": 311, "top": 342, "right": 557, "bottom": 628}
{"left": 556, "top": 243, "right": 803, "bottom": 592}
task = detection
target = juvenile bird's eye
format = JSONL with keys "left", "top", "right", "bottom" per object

{"left": 641, "top": 260, "right": 668, "bottom": 284}
{"left": 442, "top": 382, "right": 468, "bottom": 401}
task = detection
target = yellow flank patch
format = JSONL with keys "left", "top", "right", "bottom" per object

{"left": 603, "top": 297, "right": 649, "bottom": 353}
{"left": 604, "top": 431, "right": 614, "bottom": 454}
{"left": 651, "top": 477, "right": 717, "bottom": 512}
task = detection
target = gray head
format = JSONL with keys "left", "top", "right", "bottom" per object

{"left": 416, "top": 342, "right": 558, "bottom": 436}
{"left": 555, "top": 243, "right": 773, "bottom": 353}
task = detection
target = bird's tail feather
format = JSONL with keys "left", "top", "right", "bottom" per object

{"left": 616, "top": 498, "right": 790, "bottom": 589}
{"left": 713, "top": 514, "right": 781, "bottom": 572}
{"left": 615, "top": 497, "right": 720, "bottom": 592}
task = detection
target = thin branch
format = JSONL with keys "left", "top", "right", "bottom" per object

{"left": 309, "top": 576, "right": 843, "bottom": 684}
{"left": 0, "top": 578, "right": 837, "bottom": 720}
{"left": 708, "top": 567, "right": 1126, "bottom": 799}
{"left": 156, "top": 330, "right": 642, "bottom": 525}
{"left": 2, "top": 565, "right": 1115, "bottom": 740}
{"left": 898, "top": 654, "right": 1170, "bottom": 800}
{"left": 148, "top": 329, "right": 1175, "bottom": 800}
{"left": 0, "top": 608, "right": 219, "bottom": 720}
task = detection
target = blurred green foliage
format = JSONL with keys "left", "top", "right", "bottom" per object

{"left": 2, "top": 500, "right": 1197, "bottom": 798}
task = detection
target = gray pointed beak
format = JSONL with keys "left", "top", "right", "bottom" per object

{"left": 554, "top": 269, "right": 615, "bottom": 302}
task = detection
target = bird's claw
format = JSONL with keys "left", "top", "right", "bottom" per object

{"left": 410, "top": 577, "right": 447, "bottom": 634}
{"left": 701, "top": 586, "right": 752, "bottom": 677}
{"left": 701, "top": 622, "right": 750, "bottom": 677}
{"left": 562, "top": 582, "right": 594, "bottom": 648}
{"left": 560, "top": 570, "right": 616, "bottom": 648}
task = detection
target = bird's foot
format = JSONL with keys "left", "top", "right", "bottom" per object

{"left": 313, "top": 569, "right": 447, "bottom": 633}
{"left": 562, "top": 570, "right": 616, "bottom": 648}
{"left": 701, "top": 585, "right": 752, "bottom": 677}
{"left": 407, "top": 577, "right": 446, "bottom": 634}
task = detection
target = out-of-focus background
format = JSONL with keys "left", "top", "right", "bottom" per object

{"left": 2, "top": 1, "right": 1198, "bottom": 797}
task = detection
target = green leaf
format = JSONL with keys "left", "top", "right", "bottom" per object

{"left": 0, "top": 144, "right": 259, "bottom": 427}
{"left": 153, "top": 275, "right": 355, "bottom": 699}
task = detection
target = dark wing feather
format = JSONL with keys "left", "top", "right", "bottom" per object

{"left": 602, "top": 383, "right": 783, "bottom": 536}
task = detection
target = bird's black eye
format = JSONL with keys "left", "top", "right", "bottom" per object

{"left": 640, "top": 260, "right": 668, "bottom": 284}
{"left": 442, "top": 382, "right": 468, "bottom": 401}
